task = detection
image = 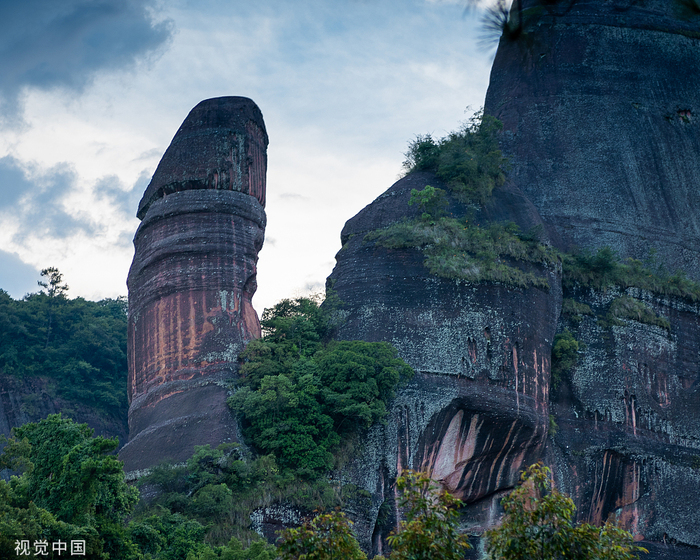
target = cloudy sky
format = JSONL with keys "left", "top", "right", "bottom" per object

{"left": 0, "top": 0, "right": 495, "bottom": 314}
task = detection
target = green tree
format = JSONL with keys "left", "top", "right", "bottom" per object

{"left": 277, "top": 509, "right": 367, "bottom": 560}
{"left": 0, "top": 415, "right": 140, "bottom": 559}
{"left": 551, "top": 329, "right": 580, "bottom": 390}
{"left": 387, "top": 470, "right": 471, "bottom": 560}
{"left": 38, "top": 267, "right": 69, "bottom": 299}
{"left": 5, "top": 414, "right": 137, "bottom": 525}
{"left": 0, "top": 287, "right": 129, "bottom": 418}
{"left": 403, "top": 110, "right": 506, "bottom": 204}
{"left": 229, "top": 297, "right": 412, "bottom": 480}
{"left": 37, "top": 267, "right": 68, "bottom": 349}
{"left": 408, "top": 185, "right": 448, "bottom": 221}
{"left": 485, "top": 463, "right": 648, "bottom": 560}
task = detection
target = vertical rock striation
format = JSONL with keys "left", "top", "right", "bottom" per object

{"left": 484, "top": 0, "right": 700, "bottom": 279}
{"left": 482, "top": 0, "right": 700, "bottom": 554}
{"left": 119, "top": 97, "right": 267, "bottom": 473}
{"left": 327, "top": 172, "right": 561, "bottom": 553}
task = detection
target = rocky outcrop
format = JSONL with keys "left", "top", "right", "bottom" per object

{"left": 480, "top": 0, "right": 700, "bottom": 554}
{"left": 327, "top": 171, "right": 562, "bottom": 555}
{"left": 548, "top": 287, "right": 700, "bottom": 552}
{"left": 324, "top": 1, "right": 700, "bottom": 556}
{"left": 120, "top": 97, "right": 267, "bottom": 473}
{"left": 484, "top": 0, "right": 700, "bottom": 279}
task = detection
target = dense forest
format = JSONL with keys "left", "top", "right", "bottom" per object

{"left": 0, "top": 269, "right": 129, "bottom": 432}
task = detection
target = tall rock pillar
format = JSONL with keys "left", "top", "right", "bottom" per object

{"left": 120, "top": 97, "right": 267, "bottom": 472}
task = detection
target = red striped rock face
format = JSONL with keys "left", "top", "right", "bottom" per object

{"left": 120, "top": 97, "right": 267, "bottom": 473}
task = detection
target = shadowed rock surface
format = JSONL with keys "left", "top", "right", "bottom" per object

{"left": 480, "top": 0, "right": 700, "bottom": 554}
{"left": 120, "top": 97, "right": 267, "bottom": 473}
{"left": 324, "top": 1, "right": 700, "bottom": 556}
{"left": 484, "top": 0, "right": 700, "bottom": 279}
{"left": 326, "top": 171, "right": 562, "bottom": 555}
{"left": 547, "top": 286, "right": 700, "bottom": 554}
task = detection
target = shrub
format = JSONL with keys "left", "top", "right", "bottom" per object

{"left": 403, "top": 110, "right": 508, "bottom": 205}
{"left": 561, "top": 298, "right": 593, "bottom": 320}
{"left": 607, "top": 296, "right": 670, "bottom": 331}
{"left": 277, "top": 510, "right": 367, "bottom": 560}
{"left": 387, "top": 470, "right": 471, "bottom": 560}
{"left": 367, "top": 218, "right": 557, "bottom": 289}
{"left": 408, "top": 185, "right": 448, "bottom": 221}
{"left": 551, "top": 329, "right": 581, "bottom": 390}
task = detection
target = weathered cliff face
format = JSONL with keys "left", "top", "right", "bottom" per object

{"left": 478, "top": 0, "right": 700, "bottom": 555}
{"left": 327, "top": 171, "right": 562, "bottom": 554}
{"left": 547, "top": 287, "right": 700, "bottom": 551}
{"left": 484, "top": 0, "right": 700, "bottom": 279}
{"left": 120, "top": 97, "right": 267, "bottom": 473}
{"left": 325, "top": 2, "right": 700, "bottom": 556}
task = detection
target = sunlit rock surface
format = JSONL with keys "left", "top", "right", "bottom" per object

{"left": 120, "top": 97, "right": 267, "bottom": 472}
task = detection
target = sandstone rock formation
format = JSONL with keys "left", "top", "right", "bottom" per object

{"left": 547, "top": 286, "right": 700, "bottom": 555}
{"left": 326, "top": 1, "right": 700, "bottom": 557}
{"left": 484, "top": 0, "right": 700, "bottom": 279}
{"left": 482, "top": 0, "right": 700, "bottom": 554}
{"left": 327, "top": 172, "right": 562, "bottom": 555}
{"left": 120, "top": 97, "right": 267, "bottom": 473}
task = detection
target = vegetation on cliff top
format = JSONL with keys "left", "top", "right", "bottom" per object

{"left": 0, "top": 268, "right": 129, "bottom": 422}
{"left": 367, "top": 210, "right": 558, "bottom": 289}
{"left": 402, "top": 110, "right": 507, "bottom": 204}
{"left": 366, "top": 112, "right": 557, "bottom": 290}
{"left": 563, "top": 246, "right": 700, "bottom": 301}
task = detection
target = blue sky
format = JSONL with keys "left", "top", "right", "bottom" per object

{"left": 0, "top": 0, "right": 495, "bottom": 313}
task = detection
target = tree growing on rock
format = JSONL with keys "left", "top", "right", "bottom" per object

{"left": 277, "top": 470, "right": 470, "bottom": 560}
{"left": 485, "top": 463, "right": 648, "bottom": 560}
{"left": 388, "top": 470, "right": 472, "bottom": 560}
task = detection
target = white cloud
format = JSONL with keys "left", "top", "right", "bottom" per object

{"left": 0, "top": 0, "right": 493, "bottom": 313}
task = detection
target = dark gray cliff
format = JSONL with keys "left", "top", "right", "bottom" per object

{"left": 327, "top": 171, "right": 562, "bottom": 555}
{"left": 484, "top": 0, "right": 700, "bottom": 279}
{"left": 547, "top": 287, "right": 700, "bottom": 552}
{"left": 324, "top": 1, "right": 700, "bottom": 556}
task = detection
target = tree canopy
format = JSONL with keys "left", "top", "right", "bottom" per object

{"left": 0, "top": 275, "right": 129, "bottom": 420}
{"left": 0, "top": 414, "right": 139, "bottom": 559}
{"left": 229, "top": 296, "right": 413, "bottom": 480}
